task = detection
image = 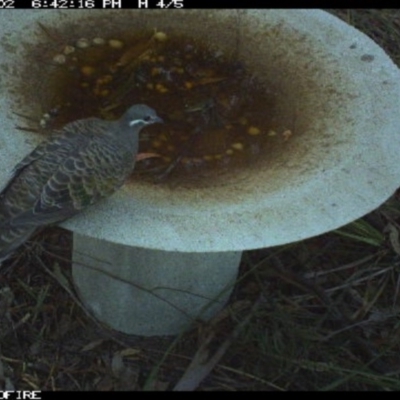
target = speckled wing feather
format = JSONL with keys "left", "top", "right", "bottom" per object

{"left": 0, "top": 118, "right": 135, "bottom": 260}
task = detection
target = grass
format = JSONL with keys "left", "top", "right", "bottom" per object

{"left": 2, "top": 9, "right": 400, "bottom": 391}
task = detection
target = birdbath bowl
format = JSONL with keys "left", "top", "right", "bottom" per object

{"left": 1, "top": 10, "right": 400, "bottom": 336}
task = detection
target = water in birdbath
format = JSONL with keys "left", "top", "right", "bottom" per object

{"left": 13, "top": 28, "right": 293, "bottom": 187}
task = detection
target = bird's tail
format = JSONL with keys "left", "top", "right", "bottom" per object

{"left": 0, "top": 222, "right": 36, "bottom": 262}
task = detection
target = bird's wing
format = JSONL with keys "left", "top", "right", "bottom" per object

{"left": 1, "top": 118, "right": 135, "bottom": 227}
{"left": 0, "top": 132, "right": 77, "bottom": 197}
{"left": 11, "top": 135, "right": 134, "bottom": 227}
{"left": 0, "top": 129, "right": 91, "bottom": 224}
{"left": 0, "top": 118, "right": 105, "bottom": 196}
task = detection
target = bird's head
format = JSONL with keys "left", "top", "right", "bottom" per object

{"left": 122, "top": 104, "right": 163, "bottom": 129}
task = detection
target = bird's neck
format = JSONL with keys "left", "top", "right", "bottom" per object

{"left": 114, "top": 121, "right": 141, "bottom": 151}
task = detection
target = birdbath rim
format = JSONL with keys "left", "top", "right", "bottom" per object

{"left": 0, "top": 9, "right": 399, "bottom": 252}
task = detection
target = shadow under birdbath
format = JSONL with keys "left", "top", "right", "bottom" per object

{"left": 1, "top": 9, "right": 400, "bottom": 335}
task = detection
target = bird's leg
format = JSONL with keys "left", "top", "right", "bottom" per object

{"left": 154, "top": 126, "right": 204, "bottom": 182}
{"left": 135, "top": 152, "right": 161, "bottom": 162}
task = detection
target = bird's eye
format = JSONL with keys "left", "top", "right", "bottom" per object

{"left": 143, "top": 115, "right": 152, "bottom": 122}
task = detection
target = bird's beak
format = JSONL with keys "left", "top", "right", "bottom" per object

{"left": 154, "top": 116, "right": 164, "bottom": 124}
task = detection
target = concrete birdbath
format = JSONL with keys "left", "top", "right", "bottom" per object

{"left": 1, "top": 10, "right": 400, "bottom": 336}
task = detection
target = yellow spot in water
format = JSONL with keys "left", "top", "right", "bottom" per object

{"left": 53, "top": 54, "right": 66, "bottom": 64}
{"left": 76, "top": 38, "right": 90, "bottom": 48}
{"left": 231, "top": 142, "right": 244, "bottom": 151}
{"left": 153, "top": 31, "right": 168, "bottom": 42}
{"left": 81, "top": 66, "right": 95, "bottom": 76}
{"left": 63, "top": 45, "right": 75, "bottom": 55}
{"left": 93, "top": 37, "right": 105, "bottom": 45}
{"left": 247, "top": 126, "right": 261, "bottom": 135}
{"left": 283, "top": 130, "right": 293, "bottom": 141}
{"left": 152, "top": 140, "right": 162, "bottom": 148}
{"left": 109, "top": 39, "right": 124, "bottom": 49}
{"left": 156, "top": 83, "right": 168, "bottom": 93}
{"left": 184, "top": 81, "right": 194, "bottom": 90}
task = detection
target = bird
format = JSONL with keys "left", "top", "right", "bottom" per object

{"left": 0, "top": 104, "right": 162, "bottom": 262}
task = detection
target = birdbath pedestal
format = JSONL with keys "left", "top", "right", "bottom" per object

{"left": 1, "top": 10, "right": 400, "bottom": 336}
{"left": 72, "top": 236, "right": 242, "bottom": 335}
